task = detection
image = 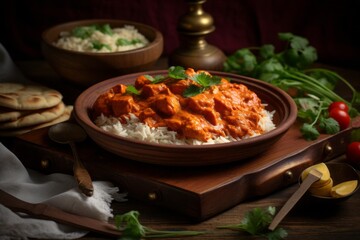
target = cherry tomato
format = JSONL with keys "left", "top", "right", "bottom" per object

{"left": 328, "top": 101, "right": 349, "bottom": 113}
{"left": 346, "top": 142, "right": 360, "bottom": 165}
{"left": 329, "top": 108, "right": 351, "bottom": 130}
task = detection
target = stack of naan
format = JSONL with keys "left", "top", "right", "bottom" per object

{"left": 0, "top": 83, "right": 72, "bottom": 136}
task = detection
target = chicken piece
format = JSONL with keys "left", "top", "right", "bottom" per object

{"left": 185, "top": 68, "right": 196, "bottom": 77}
{"left": 187, "top": 93, "right": 214, "bottom": 112}
{"left": 202, "top": 108, "right": 219, "bottom": 125}
{"left": 164, "top": 118, "right": 183, "bottom": 131}
{"left": 141, "top": 83, "right": 169, "bottom": 98}
{"left": 92, "top": 91, "right": 115, "bottom": 118}
{"left": 111, "top": 84, "right": 127, "bottom": 94}
{"left": 138, "top": 107, "right": 162, "bottom": 127}
{"left": 110, "top": 94, "right": 139, "bottom": 117}
{"left": 152, "top": 95, "right": 180, "bottom": 116}
{"left": 135, "top": 75, "right": 151, "bottom": 89}
{"left": 168, "top": 79, "right": 190, "bottom": 95}
{"left": 214, "top": 95, "right": 233, "bottom": 116}
{"left": 182, "top": 118, "right": 212, "bottom": 141}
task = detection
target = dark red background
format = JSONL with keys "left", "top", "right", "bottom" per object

{"left": 1, "top": 0, "right": 359, "bottom": 68}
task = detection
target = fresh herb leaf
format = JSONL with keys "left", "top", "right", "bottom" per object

{"left": 131, "top": 39, "right": 143, "bottom": 44}
{"left": 116, "top": 38, "right": 132, "bottom": 46}
{"left": 191, "top": 72, "right": 221, "bottom": 87}
{"left": 116, "top": 38, "right": 143, "bottom": 46}
{"left": 183, "top": 85, "right": 205, "bottom": 98}
{"left": 182, "top": 72, "right": 222, "bottom": 98}
{"left": 71, "top": 26, "right": 96, "bottom": 39}
{"left": 126, "top": 85, "right": 140, "bottom": 95}
{"left": 218, "top": 206, "right": 288, "bottom": 240}
{"left": 259, "top": 44, "right": 275, "bottom": 59}
{"left": 224, "top": 48, "right": 257, "bottom": 74}
{"left": 278, "top": 32, "right": 317, "bottom": 69}
{"left": 144, "top": 74, "right": 167, "bottom": 84}
{"left": 223, "top": 32, "right": 359, "bottom": 140}
{"left": 168, "top": 66, "right": 188, "bottom": 79}
{"left": 97, "top": 23, "right": 113, "bottom": 35}
{"left": 319, "top": 117, "right": 340, "bottom": 134}
{"left": 114, "top": 210, "right": 205, "bottom": 239}
{"left": 301, "top": 123, "right": 320, "bottom": 141}
{"left": 91, "top": 40, "right": 111, "bottom": 51}
{"left": 71, "top": 24, "right": 113, "bottom": 39}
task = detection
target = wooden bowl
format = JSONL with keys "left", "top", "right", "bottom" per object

{"left": 41, "top": 19, "right": 163, "bottom": 87}
{"left": 73, "top": 70, "right": 297, "bottom": 166}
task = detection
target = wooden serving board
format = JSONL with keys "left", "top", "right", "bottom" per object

{"left": 6, "top": 119, "right": 358, "bottom": 221}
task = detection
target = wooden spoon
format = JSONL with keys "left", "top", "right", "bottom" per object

{"left": 0, "top": 189, "right": 121, "bottom": 237}
{"left": 48, "top": 122, "right": 94, "bottom": 196}
{"left": 268, "top": 169, "right": 323, "bottom": 231}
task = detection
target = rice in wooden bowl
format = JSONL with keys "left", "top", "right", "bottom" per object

{"left": 42, "top": 19, "right": 163, "bottom": 87}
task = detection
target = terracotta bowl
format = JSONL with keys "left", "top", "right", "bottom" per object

{"left": 74, "top": 70, "right": 297, "bottom": 166}
{"left": 41, "top": 19, "right": 163, "bottom": 87}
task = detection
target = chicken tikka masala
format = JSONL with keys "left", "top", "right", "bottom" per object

{"left": 92, "top": 67, "right": 273, "bottom": 142}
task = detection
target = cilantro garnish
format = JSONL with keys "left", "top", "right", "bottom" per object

{"left": 71, "top": 26, "right": 96, "bottom": 39}
{"left": 296, "top": 96, "right": 339, "bottom": 140}
{"left": 116, "top": 38, "right": 143, "bottom": 46}
{"left": 191, "top": 72, "right": 221, "bottom": 87}
{"left": 97, "top": 23, "right": 113, "bottom": 35}
{"left": 71, "top": 24, "right": 113, "bottom": 39}
{"left": 144, "top": 74, "right": 167, "bottom": 84}
{"left": 183, "top": 72, "right": 222, "bottom": 98}
{"left": 183, "top": 85, "right": 205, "bottom": 97}
{"left": 168, "top": 66, "right": 188, "bottom": 79}
{"left": 218, "top": 206, "right": 288, "bottom": 240}
{"left": 91, "top": 40, "right": 111, "bottom": 51}
{"left": 141, "top": 66, "right": 223, "bottom": 97}
{"left": 224, "top": 32, "right": 359, "bottom": 140}
{"left": 126, "top": 85, "right": 140, "bottom": 95}
{"left": 114, "top": 210, "right": 205, "bottom": 239}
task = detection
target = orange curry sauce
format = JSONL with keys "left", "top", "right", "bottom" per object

{"left": 92, "top": 68, "right": 266, "bottom": 142}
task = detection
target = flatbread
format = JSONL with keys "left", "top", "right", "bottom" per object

{"left": 0, "top": 83, "right": 63, "bottom": 110}
{"left": 0, "top": 106, "right": 32, "bottom": 123}
{"left": 0, "top": 101, "right": 66, "bottom": 129}
{"left": 0, "top": 105, "right": 73, "bottom": 137}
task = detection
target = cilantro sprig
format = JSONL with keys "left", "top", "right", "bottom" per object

{"left": 224, "top": 32, "right": 360, "bottom": 140}
{"left": 217, "top": 206, "right": 288, "bottom": 240}
{"left": 116, "top": 38, "right": 143, "bottom": 46}
{"left": 183, "top": 72, "right": 222, "bottom": 97}
{"left": 91, "top": 40, "right": 111, "bottom": 51}
{"left": 296, "top": 95, "right": 340, "bottom": 140}
{"left": 142, "top": 66, "right": 223, "bottom": 97}
{"left": 71, "top": 24, "right": 113, "bottom": 39}
{"left": 114, "top": 210, "right": 205, "bottom": 239}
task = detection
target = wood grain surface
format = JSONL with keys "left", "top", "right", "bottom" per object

{"left": 2, "top": 59, "right": 359, "bottom": 239}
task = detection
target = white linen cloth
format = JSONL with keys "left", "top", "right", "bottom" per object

{"left": 0, "top": 142, "right": 125, "bottom": 239}
{"left": 0, "top": 43, "right": 126, "bottom": 239}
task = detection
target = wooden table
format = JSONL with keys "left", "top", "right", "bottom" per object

{"left": 5, "top": 59, "right": 360, "bottom": 239}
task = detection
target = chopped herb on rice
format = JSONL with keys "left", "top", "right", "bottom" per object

{"left": 54, "top": 24, "right": 149, "bottom": 53}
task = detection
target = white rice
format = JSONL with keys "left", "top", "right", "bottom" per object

{"left": 94, "top": 109, "right": 276, "bottom": 145}
{"left": 54, "top": 25, "right": 149, "bottom": 53}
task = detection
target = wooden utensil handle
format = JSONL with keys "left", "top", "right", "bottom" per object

{"left": 70, "top": 142, "right": 94, "bottom": 196}
{"left": 0, "top": 189, "right": 122, "bottom": 237}
{"left": 268, "top": 169, "right": 323, "bottom": 231}
{"left": 73, "top": 166, "right": 94, "bottom": 197}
